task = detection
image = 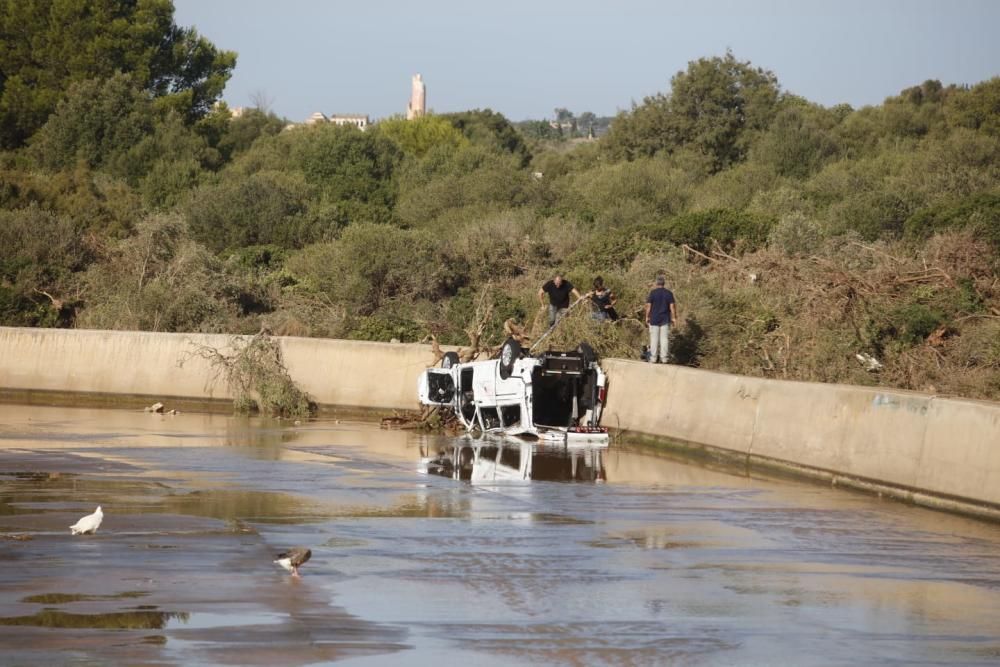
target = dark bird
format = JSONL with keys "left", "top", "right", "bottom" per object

{"left": 274, "top": 547, "right": 311, "bottom": 577}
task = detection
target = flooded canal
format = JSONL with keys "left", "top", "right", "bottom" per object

{"left": 1, "top": 404, "right": 998, "bottom": 666}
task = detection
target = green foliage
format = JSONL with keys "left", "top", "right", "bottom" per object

{"left": 442, "top": 109, "right": 531, "bottom": 167}
{"left": 641, "top": 209, "right": 775, "bottom": 253}
{"left": 185, "top": 171, "right": 315, "bottom": 252}
{"left": 751, "top": 101, "right": 841, "bottom": 178}
{"left": 78, "top": 214, "right": 238, "bottom": 332}
{"left": 0, "top": 0, "right": 235, "bottom": 148}
{"left": 377, "top": 115, "right": 468, "bottom": 158}
{"left": 0, "top": 164, "right": 143, "bottom": 237}
{"left": 567, "top": 232, "right": 659, "bottom": 272}
{"left": 945, "top": 77, "right": 1000, "bottom": 136}
{"left": 604, "top": 51, "right": 781, "bottom": 171}
{"left": 441, "top": 287, "right": 527, "bottom": 346}
{"left": 28, "top": 74, "right": 152, "bottom": 171}
{"left": 554, "top": 156, "right": 694, "bottom": 227}
{"left": 888, "top": 303, "right": 945, "bottom": 346}
{"left": 904, "top": 192, "right": 1000, "bottom": 249}
{"left": 346, "top": 314, "right": 425, "bottom": 343}
{"left": 30, "top": 96, "right": 224, "bottom": 208}
{"left": 0, "top": 204, "right": 93, "bottom": 326}
{"left": 395, "top": 144, "right": 531, "bottom": 227}
{"left": 285, "top": 223, "right": 444, "bottom": 316}
{"left": 291, "top": 124, "right": 401, "bottom": 225}
{"left": 198, "top": 106, "right": 286, "bottom": 163}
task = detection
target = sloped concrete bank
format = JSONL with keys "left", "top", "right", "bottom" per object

{"left": 1, "top": 326, "right": 998, "bottom": 518}
{"left": 0, "top": 327, "right": 437, "bottom": 411}
{"left": 601, "top": 359, "right": 1000, "bottom": 520}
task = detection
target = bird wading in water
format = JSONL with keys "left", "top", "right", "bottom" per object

{"left": 274, "top": 547, "right": 311, "bottom": 577}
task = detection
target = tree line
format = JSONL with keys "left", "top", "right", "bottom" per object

{"left": 1, "top": 2, "right": 999, "bottom": 400}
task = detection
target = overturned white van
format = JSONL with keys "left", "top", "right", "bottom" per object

{"left": 417, "top": 338, "right": 609, "bottom": 444}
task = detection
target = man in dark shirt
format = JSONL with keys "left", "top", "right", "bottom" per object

{"left": 644, "top": 275, "right": 677, "bottom": 363}
{"left": 538, "top": 273, "right": 582, "bottom": 327}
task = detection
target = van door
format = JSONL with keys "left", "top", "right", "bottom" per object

{"left": 417, "top": 369, "right": 456, "bottom": 406}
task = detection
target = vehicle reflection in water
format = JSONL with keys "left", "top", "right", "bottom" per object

{"left": 420, "top": 436, "right": 606, "bottom": 483}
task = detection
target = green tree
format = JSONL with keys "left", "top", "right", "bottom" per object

{"left": 212, "top": 107, "right": 286, "bottom": 162}
{"left": 292, "top": 124, "right": 401, "bottom": 225}
{"left": 28, "top": 73, "right": 152, "bottom": 171}
{"left": 0, "top": 0, "right": 236, "bottom": 148}
{"left": 0, "top": 204, "right": 94, "bottom": 326}
{"left": 605, "top": 51, "right": 781, "bottom": 171}
{"left": 442, "top": 109, "right": 531, "bottom": 167}
{"left": 377, "top": 114, "right": 468, "bottom": 158}
{"left": 185, "top": 170, "right": 315, "bottom": 252}
{"left": 945, "top": 77, "right": 1000, "bottom": 136}
{"left": 751, "top": 99, "right": 841, "bottom": 179}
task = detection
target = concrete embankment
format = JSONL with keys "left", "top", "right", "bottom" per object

{"left": 0, "top": 327, "right": 437, "bottom": 410}
{"left": 601, "top": 359, "right": 1000, "bottom": 519}
{"left": 1, "top": 326, "right": 998, "bottom": 518}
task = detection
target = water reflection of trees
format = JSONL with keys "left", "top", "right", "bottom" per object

{"left": 224, "top": 419, "right": 300, "bottom": 460}
{"left": 0, "top": 609, "right": 188, "bottom": 629}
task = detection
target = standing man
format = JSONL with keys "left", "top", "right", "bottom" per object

{"left": 644, "top": 275, "right": 677, "bottom": 363}
{"left": 539, "top": 273, "right": 582, "bottom": 328}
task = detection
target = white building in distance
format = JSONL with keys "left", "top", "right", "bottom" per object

{"left": 330, "top": 114, "right": 369, "bottom": 130}
{"left": 289, "top": 111, "right": 370, "bottom": 131}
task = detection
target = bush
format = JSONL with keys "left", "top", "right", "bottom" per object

{"left": 346, "top": 314, "right": 425, "bottom": 343}
{"left": 904, "top": 192, "right": 1000, "bottom": 249}
{"left": 185, "top": 170, "right": 315, "bottom": 251}
{"left": 441, "top": 287, "right": 527, "bottom": 347}
{"left": 639, "top": 209, "right": 774, "bottom": 254}
{"left": 767, "top": 212, "right": 824, "bottom": 256}
{"left": 888, "top": 303, "right": 945, "bottom": 346}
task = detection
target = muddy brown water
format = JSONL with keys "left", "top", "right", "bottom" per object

{"left": 0, "top": 404, "right": 998, "bottom": 666}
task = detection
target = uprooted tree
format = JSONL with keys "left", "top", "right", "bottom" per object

{"left": 184, "top": 331, "right": 316, "bottom": 418}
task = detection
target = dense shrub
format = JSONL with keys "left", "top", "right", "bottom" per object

{"left": 639, "top": 209, "right": 775, "bottom": 253}
{"left": 185, "top": 171, "right": 316, "bottom": 251}
{"left": 904, "top": 192, "right": 1000, "bottom": 249}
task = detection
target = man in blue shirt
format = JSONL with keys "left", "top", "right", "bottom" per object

{"left": 644, "top": 275, "right": 677, "bottom": 363}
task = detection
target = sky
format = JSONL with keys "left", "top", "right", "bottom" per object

{"left": 173, "top": 0, "right": 1000, "bottom": 123}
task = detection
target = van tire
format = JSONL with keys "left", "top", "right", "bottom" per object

{"left": 577, "top": 341, "right": 596, "bottom": 366}
{"left": 441, "top": 351, "right": 460, "bottom": 369}
{"left": 499, "top": 338, "right": 521, "bottom": 380}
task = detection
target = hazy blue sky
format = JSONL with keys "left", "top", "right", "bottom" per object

{"left": 173, "top": 0, "right": 1000, "bottom": 123}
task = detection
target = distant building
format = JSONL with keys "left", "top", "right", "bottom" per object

{"left": 287, "top": 111, "right": 370, "bottom": 131}
{"left": 407, "top": 74, "right": 426, "bottom": 120}
{"left": 330, "top": 114, "right": 369, "bottom": 130}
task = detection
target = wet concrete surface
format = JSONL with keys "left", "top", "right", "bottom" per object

{"left": 0, "top": 404, "right": 999, "bottom": 666}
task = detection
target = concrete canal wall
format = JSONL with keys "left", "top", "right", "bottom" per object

{"left": 1, "top": 326, "right": 998, "bottom": 517}
{"left": 0, "top": 327, "right": 438, "bottom": 410}
{"left": 601, "top": 359, "right": 1000, "bottom": 518}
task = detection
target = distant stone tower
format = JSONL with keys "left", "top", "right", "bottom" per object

{"left": 407, "top": 74, "right": 426, "bottom": 120}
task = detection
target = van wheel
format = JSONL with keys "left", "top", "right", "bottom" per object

{"left": 577, "top": 341, "right": 596, "bottom": 366}
{"left": 499, "top": 338, "right": 521, "bottom": 380}
{"left": 441, "top": 351, "right": 460, "bottom": 369}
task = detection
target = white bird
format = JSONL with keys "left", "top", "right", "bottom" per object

{"left": 274, "top": 547, "right": 311, "bottom": 577}
{"left": 69, "top": 506, "right": 103, "bottom": 535}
